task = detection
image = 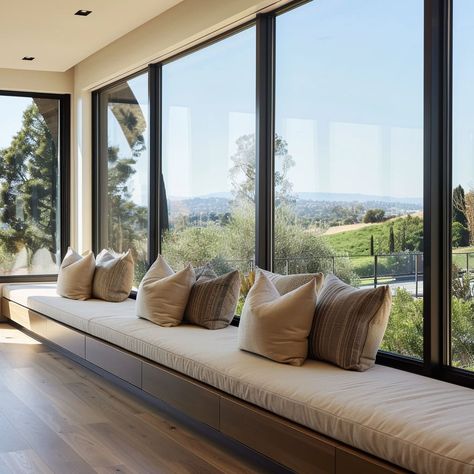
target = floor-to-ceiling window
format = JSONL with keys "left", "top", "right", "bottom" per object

{"left": 161, "top": 27, "right": 256, "bottom": 280}
{"left": 93, "top": 1, "right": 474, "bottom": 388}
{"left": 451, "top": 0, "right": 474, "bottom": 372}
{"left": 0, "top": 93, "right": 68, "bottom": 276}
{"left": 273, "top": 0, "right": 424, "bottom": 359}
{"left": 97, "top": 73, "right": 149, "bottom": 284}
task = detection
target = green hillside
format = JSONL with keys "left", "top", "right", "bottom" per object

{"left": 324, "top": 215, "right": 423, "bottom": 256}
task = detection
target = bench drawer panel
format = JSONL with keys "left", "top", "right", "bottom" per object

{"left": 335, "top": 447, "right": 407, "bottom": 474}
{"left": 2, "top": 299, "right": 48, "bottom": 338}
{"left": 220, "top": 397, "right": 336, "bottom": 474}
{"left": 142, "top": 361, "right": 219, "bottom": 429}
{"left": 86, "top": 337, "right": 142, "bottom": 387}
{"left": 47, "top": 319, "right": 85, "bottom": 358}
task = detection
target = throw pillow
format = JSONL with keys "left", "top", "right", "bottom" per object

{"left": 238, "top": 271, "right": 317, "bottom": 366}
{"left": 57, "top": 247, "right": 95, "bottom": 300}
{"left": 309, "top": 274, "right": 392, "bottom": 371}
{"left": 137, "top": 255, "right": 196, "bottom": 327}
{"left": 185, "top": 270, "right": 240, "bottom": 329}
{"left": 258, "top": 268, "right": 324, "bottom": 295}
{"left": 92, "top": 249, "right": 134, "bottom": 302}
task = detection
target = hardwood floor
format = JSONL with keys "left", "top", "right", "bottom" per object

{"left": 0, "top": 323, "right": 277, "bottom": 474}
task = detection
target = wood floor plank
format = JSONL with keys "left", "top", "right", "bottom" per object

{"left": 68, "top": 382, "right": 223, "bottom": 474}
{"left": 0, "top": 411, "right": 31, "bottom": 454}
{"left": 0, "top": 324, "right": 278, "bottom": 474}
{"left": 0, "top": 388, "right": 96, "bottom": 474}
{"left": 0, "top": 449, "right": 54, "bottom": 474}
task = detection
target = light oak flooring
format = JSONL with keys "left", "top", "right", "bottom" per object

{"left": 0, "top": 323, "right": 275, "bottom": 474}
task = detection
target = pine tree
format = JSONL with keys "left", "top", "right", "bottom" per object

{"left": 389, "top": 225, "right": 395, "bottom": 253}
{"left": 0, "top": 103, "right": 58, "bottom": 259}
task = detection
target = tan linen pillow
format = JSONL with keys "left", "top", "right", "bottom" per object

{"left": 258, "top": 268, "right": 324, "bottom": 295}
{"left": 238, "top": 271, "right": 317, "bottom": 366}
{"left": 56, "top": 247, "right": 95, "bottom": 300}
{"left": 309, "top": 274, "right": 392, "bottom": 371}
{"left": 185, "top": 270, "right": 240, "bottom": 330}
{"left": 92, "top": 249, "right": 134, "bottom": 302}
{"left": 137, "top": 255, "right": 196, "bottom": 327}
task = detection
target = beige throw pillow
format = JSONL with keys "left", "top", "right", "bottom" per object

{"left": 185, "top": 270, "right": 240, "bottom": 329}
{"left": 57, "top": 247, "right": 95, "bottom": 300}
{"left": 137, "top": 255, "right": 196, "bottom": 327}
{"left": 238, "top": 271, "right": 317, "bottom": 366}
{"left": 258, "top": 268, "right": 324, "bottom": 295}
{"left": 92, "top": 249, "right": 134, "bottom": 302}
{"left": 309, "top": 275, "right": 392, "bottom": 371}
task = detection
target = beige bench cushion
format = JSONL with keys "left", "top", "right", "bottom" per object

{"left": 3, "top": 283, "right": 135, "bottom": 332}
{"left": 3, "top": 284, "right": 474, "bottom": 474}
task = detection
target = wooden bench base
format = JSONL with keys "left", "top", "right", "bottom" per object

{"left": 1, "top": 298, "right": 408, "bottom": 474}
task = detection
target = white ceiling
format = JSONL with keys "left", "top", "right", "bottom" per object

{"left": 0, "top": 0, "right": 183, "bottom": 72}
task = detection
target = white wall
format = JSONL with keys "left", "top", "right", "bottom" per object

{"left": 0, "top": 68, "right": 74, "bottom": 94}
{"left": 72, "top": 0, "right": 283, "bottom": 252}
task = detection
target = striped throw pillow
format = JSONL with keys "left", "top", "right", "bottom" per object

{"left": 309, "top": 275, "right": 392, "bottom": 371}
{"left": 92, "top": 249, "right": 134, "bottom": 302}
{"left": 185, "top": 270, "right": 240, "bottom": 330}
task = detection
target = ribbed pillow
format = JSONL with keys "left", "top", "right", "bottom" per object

{"left": 137, "top": 255, "right": 196, "bottom": 327}
{"left": 57, "top": 247, "right": 95, "bottom": 300}
{"left": 258, "top": 268, "right": 324, "bottom": 295}
{"left": 92, "top": 249, "right": 134, "bottom": 302}
{"left": 185, "top": 270, "right": 240, "bottom": 329}
{"left": 309, "top": 275, "right": 392, "bottom": 371}
{"left": 238, "top": 271, "right": 317, "bottom": 366}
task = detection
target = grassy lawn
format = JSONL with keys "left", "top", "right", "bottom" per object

{"left": 323, "top": 215, "right": 423, "bottom": 256}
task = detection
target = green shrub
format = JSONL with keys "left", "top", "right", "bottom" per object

{"left": 381, "top": 288, "right": 423, "bottom": 359}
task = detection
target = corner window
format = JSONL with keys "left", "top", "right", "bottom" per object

{"left": 0, "top": 93, "right": 67, "bottom": 276}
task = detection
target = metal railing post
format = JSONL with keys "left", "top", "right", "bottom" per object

{"left": 374, "top": 255, "right": 378, "bottom": 288}
{"left": 415, "top": 254, "right": 419, "bottom": 298}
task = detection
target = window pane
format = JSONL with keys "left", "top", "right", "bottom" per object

{"left": 0, "top": 95, "right": 61, "bottom": 275}
{"left": 274, "top": 1, "right": 424, "bottom": 359}
{"left": 161, "top": 27, "right": 256, "bottom": 283}
{"left": 451, "top": 0, "right": 474, "bottom": 372}
{"left": 100, "top": 73, "right": 149, "bottom": 284}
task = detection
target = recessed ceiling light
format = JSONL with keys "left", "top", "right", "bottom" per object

{"left": 22, "top": 56, "right": 35, "bottom": 61}
{"left": 75, "top": 9, "right": 92, "bottom": 16}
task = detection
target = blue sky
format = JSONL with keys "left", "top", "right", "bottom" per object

{"left": 1, "top": 0, "right": 474, "bottom": 202}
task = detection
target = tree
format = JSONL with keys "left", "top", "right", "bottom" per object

{"left": 453, "top": 185, "right": 469, "bottom": 247}
{"left": 229, "top": 134, "right": 295, "bottom": 206}
{"left": 389, "top": 225, "right": 395, "bottom": 253}
{"left": 363, "top": 209, "right": 385, "bottom": 223}
{"left": 0, "top": 103, "right": 58, "bottom": 265}
{"left": 106, "top": 103, "right": 148, "bottom": 282}
{"left": 452, "top": 221, "right": 469, "bottom": 249}
{"left": 465, "top": 191, "right": 474, "bottom": 245}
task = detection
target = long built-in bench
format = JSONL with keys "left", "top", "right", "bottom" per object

{"left": 2, "top": 283, "right": 474, "bottom": 474}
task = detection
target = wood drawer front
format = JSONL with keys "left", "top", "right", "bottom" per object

{"left": 335, "top": 448, "right": 407, "bottom": 474}
{"left": 47, "top": 319, "right": 85, "bottom": 358}
{"left": 2, "top": 300, "right": 48, "bottom": 338}
{"left": 142, "top": 361, "right": 220, "bottom": 429}
{"left": 220, "top": 397, "right": 336, "bottom": 474}
{"left": 86, "top": 337, "right": 142, "bottom": 387}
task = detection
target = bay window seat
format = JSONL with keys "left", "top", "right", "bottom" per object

{"left": 2, "top": 283, "right": 474, "bottom": 474}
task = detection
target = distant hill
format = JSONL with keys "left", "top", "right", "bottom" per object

{"left": 297, "top": 192, "right": 422, "bottom": 206}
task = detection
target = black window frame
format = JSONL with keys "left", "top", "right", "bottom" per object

{"left": 93, "top": 0, "right": 473, "bottom": 388}
{"left": 0, "top": 89, "right": 70, "bottom": 283}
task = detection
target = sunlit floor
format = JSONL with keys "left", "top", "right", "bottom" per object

{"left": 0, "top": 323, "right": 277, "bottom": 474}
{"left": 0, "top": 325, "right": 40, "bottom": 345}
